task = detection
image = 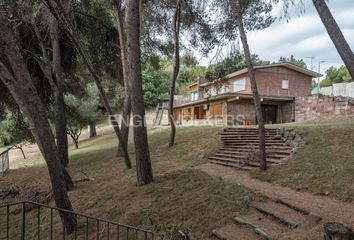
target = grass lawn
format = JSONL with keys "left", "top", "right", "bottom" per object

{"left": 252, "top": 119, "right": 354, "bottom": 202}
{"left": 0, "top": 126, "right": 261, "bottom": 239}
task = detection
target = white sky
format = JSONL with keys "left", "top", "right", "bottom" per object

{"left": 197, "top": 0, "right": 354, "bottom": 78}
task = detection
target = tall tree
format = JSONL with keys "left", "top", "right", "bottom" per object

{"left": 126, "top": 0, "right": 153, "bottom": 185}
{"left": 312, "top": 0, "right": 354, "bottom": 80}
{"left": 113, "top": 0, "right": 132, "bottom": 161}
{"left": 50, "top": 16, "right": 70, "bottom": 167}
{"left": 168, "top": 0, "right": 181, "bottom": 146}
{"left": 229, "top": 0, "right": 268, "bottom": 170}
{"left": 42, "top": 0, "right": 132, "bottom": 169}
{"left": 31, "top": 6, "right": 74, "bottom": 188}
{"left": 29, "top": 2, "right": 76, "bottom": 189}
{"left": 0, "top": 7, "right": 76, "bottom": 232}
{"left": 144, "top": 0, "right": 216, "bottom": 146}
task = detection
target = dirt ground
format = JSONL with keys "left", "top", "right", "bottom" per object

{"left": 2, "top": 109, "right": 157, "bottom": 170}
{"left": 198, "top": 163, "right": 354, "bottom": 231}
{"left": 2, "top": 125, "right": 116, "bottom": 169}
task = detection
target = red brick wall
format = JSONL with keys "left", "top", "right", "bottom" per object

{"left": 255, "top": 67, "right": 312, "bottom": 97}
{"left": 295, "top": 95, "right": 354, "bottom": 122}
{"left": 226, "top": 67, "right": 312, "bottom": 97}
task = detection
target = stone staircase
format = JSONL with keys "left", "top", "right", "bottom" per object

{"left": 212, "top": 199, "right": 322, "bottom": 240}
{"left": 209, "top": 128, "right": 293, "bottom": 170}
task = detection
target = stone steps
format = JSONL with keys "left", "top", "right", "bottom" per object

{"left": 219, "top": 149, "right": 292, "bottom": 156}
{"left": 212, "top": 199, "right": 322, "bottom": 240}
{"left": 209, "top": 156, "right": 281, "bottom": 167}
{"left": 209, "top": 128, "right": 294, "bottom": 170}
{"left": 213, "top": 152, "right": 287, "bottom": 161}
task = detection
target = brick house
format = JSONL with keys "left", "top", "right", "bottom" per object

{"left": 173, "top": 63, "right": 321, "bottom": 125}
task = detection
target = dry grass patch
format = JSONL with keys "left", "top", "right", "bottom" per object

{"left": 252, "top": 119, "right": 354, "bottom": 202}
{"left": 1, "top": 126, "right": 261, "bottom": 239}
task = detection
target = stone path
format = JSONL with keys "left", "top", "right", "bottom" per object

{"left": 198, "top": 163, "right": 354, "bottom": 240}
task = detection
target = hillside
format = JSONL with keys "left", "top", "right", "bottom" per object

{"left": 252, "top": 119, "right": 354, "bottom": 202}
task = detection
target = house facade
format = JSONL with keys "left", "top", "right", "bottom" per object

{"left": 173, "top": 63, "right": 321, "bottom": 125}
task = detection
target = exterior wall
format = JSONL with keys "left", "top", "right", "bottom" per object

{"left": 225, "top": 67, "right": 312, "bottom": 97}
{"left": 227, "top": 100, "right": 256, "bottom": 125}
{"left": 320, "top": 82, "right": 354, "bottom": 98}
{"left": 255, "top": 67, "right": 312, "bottom": 97}
{"left": 227, "top": 73, "right": 250, "bottom": 94}
{"left": 227, "top": 99, "right": 294, "bottom": 125}
{"left": 295, "top": 95, "right": 354, "bottom": 122}
{"left": 189, "top": 84, "right": 198, "bottom": 92}
{"left": 184, "top": 66, "right": 312, "bottom": 103}
{"left": 278, "top": 101, "right": 295, "bottom": 123}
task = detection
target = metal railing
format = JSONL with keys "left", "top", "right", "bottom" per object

{"left": 0, "top": 201, "right": 154, "bottom": 240}
{"left": 0, "top": 147, "right": 10, "bottom": 176}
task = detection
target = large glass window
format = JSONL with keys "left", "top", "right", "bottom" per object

{"left": 191, "top": 91, "right": 199, "bottom": 101}
{"left": 233, "top": 79, "right": 246, "bottom": 92}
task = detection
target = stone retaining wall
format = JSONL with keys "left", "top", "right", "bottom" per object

{"left": 295, "top": 95, "right": 354, "bottom": 122}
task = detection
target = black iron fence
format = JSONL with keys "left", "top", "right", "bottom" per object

{"left": 0, "top": 148, "right": 10, "bottom": 176}
{"left": 0, "top": 201, "right": 154, "bottom": 240}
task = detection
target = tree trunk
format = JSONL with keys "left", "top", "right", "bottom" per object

{"left": 115, "top": 2, "right": 131, "bottom": 160}
{"left": 168, "top": 0, "right": 181, "bottom": 147}
{"left": 230, "top": 0, "right": 267, "bottom": 171}
{"left": 43, "top": 0, "right": 132, "bottom": 169}
{"left": 50, "top": 18, "right": 69, "bottom": 167}
{"left": 32, "top": 5, "right": 75, "bottom": 188}
{"left": 0, "top": 13, "right": 76, "bottom": 232}
{"left": 126, "top": 0, "right": 153, "bottom": 185}
{"left": 89, "top": 123, "right": 97, "bottom": 138}
{"left": 63, "top": 168, "right": 75, "bottom": 191}
{"left": 312, "top": 0, "right": 354, "bottom": 80}
{"left": 18, "top": 145, "right": 26, "bottom": 159}
{"left": 74, "top": 139, "right": 79, "bottom": 149}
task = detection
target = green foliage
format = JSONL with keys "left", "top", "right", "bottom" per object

{"left": 65, "top": 90, "right": 103, "bottom": 148}
{"left": 65, "top": 91, "right": 103, "bottom": 128}
{"left": 211, "top": 0, "right": 275, "bottom": 43}
{"left": 143, "top": 0, "right": 218, "bottom": 56}
{"left": 320, "top": 66, "right": 352, "bottom": 87}
{"left": 205, "top": 51, "right": 270, "bottom": 80}
{"left": 0, "top": 109, "right": 34, "bottom": 147}
{"left": 177, "top": 66, "right": 206, "bottom": 84}
{"left": 142, "top": 63, "right": 170, "bottom": 107}
{"left": 278, "top": 55, "right": 307, "bottom": 68}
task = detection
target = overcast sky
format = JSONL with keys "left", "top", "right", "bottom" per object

{"left": 198, "top": 0, "right": 354, "bottom": 77}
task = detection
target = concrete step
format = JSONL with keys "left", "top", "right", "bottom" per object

{"left": 221, "top": 145, "right": 293, "bottom": 151}
{"left": 209, "top": 160, "right": 254, "bottom": 171}
{"left": 234, "top": 209, "right": 291, "bottom": 239}
{"left": 224, "top": 128, "right": 277, "bottom": 131}
{"left": 222, "top": 140, "right": 285, "bottom": 144}
{"left": 221, "top": 132, "right": 277, "bottom": 136}
{"left": 214, "top": 150, "right": 290, "bottom": 159}
{"left": 214, "top": 152, "right": 287, "bottom": 162}
{"left": 209, "top": 156, "right": 281, "bottom": 166}
{"left": 223, "top": 142, "right": 288, "bottom": 146}
{"left": 220, "top": 136, "right": 276, "bottom": 140}
{"left": 219, "top": 148, "right": 292, "bottom": 155}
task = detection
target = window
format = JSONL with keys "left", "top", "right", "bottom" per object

{"left": 191, "top": 91, "right": 198, "bottom": 101}
{"left": 282, "top": 79, "right": 289, "bottom": 89}
{"left": 233, "top": 79, "right": 246, "bottom": 92}
{"left": 210, "top": 87, "right": 217, "bottom": 96}
{"left": 220, "top": 84, "right": 227, "bottom": 94}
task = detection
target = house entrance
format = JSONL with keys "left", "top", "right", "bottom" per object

{"left": 261, "top": 104, "right": 278, "bottom": 124}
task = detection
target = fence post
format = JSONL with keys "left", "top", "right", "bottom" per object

{"left": 20, "top": 202, "right": 26, "bottom": 240}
